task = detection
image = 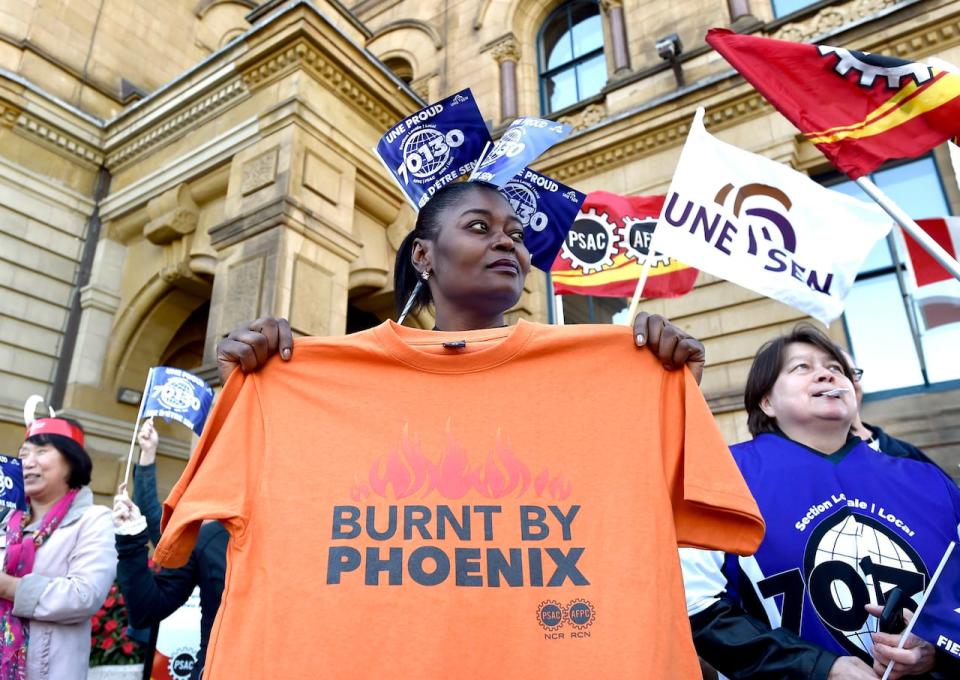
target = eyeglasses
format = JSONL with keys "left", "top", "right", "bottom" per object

{"left": 851, "top": 368, "right": 864, "bottom": 381}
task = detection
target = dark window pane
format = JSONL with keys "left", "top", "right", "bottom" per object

{"left": 546, "top": 66, "right": 578, "bottom": 112}
{"left": 570, "top": 8, "right": 603, "bottom": 58}
{"left": 576, "top": 54, "right": 606, "bottom": 99}
{"left": 542, "top": 12, "right": 572, "bottom": 71}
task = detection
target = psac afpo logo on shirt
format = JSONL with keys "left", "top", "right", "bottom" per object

{"left": 537, "top": 598, "right": 596, "bottom": 640}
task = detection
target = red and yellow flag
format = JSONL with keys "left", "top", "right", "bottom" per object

{"left": 706, "top": 29, "right": 960, "bottom": 179}
{"left": 550, "top": 192, "right": 698, "bottom": 298}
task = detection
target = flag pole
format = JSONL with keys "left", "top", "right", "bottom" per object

{"left": 886, "top": 230, "right": 930, "bottom": 384}
{"left": 880, "top": 541, "right": 956, "bottom": 680}
{"left": 121, "top": 368, "right": 154, "bottom": 490}
{"left": 554, "top": 294, "right": 565, "bottom": 325}
{"left": 856, "top": 177, "right": 960, "bottom": 282}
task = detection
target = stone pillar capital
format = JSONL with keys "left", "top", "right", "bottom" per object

{"left": 598, "top": 0, "right": 623, "bottom": 12}
{"left": 487, "top": 34, "right": 521, "bottom": 64}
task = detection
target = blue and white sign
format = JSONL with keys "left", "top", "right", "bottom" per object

{"left": 143, "top": 367, "right": 214, "bottom": 436}
{"left": 500, "top": 168, "right": 586, "bottom": 271}
{"left": 375, "top": 89, "right": 491, "bottom": 210}
{"left": 470, "top": 117, "right": 572, "bottom": 188}
{"left": 0, "top": 456, "right": 26, "bottom": 511}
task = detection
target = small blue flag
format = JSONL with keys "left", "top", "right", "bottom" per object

{"left": 910, "top": 541, "right": 960, "bottom": 661}
{"left": 375, "top": 89, "right": 491, "bottom": 210}
{"left": 470, "top": 117, "right": 572, "bottom": 188}
{"left": 0, "top": 456, "right": 27, "bottom": 511}
{"left": 500, "top": 168, "right": 586, "bottom": 271}
{"left": 142, "top": 367, "right": 214, "bottom": 436}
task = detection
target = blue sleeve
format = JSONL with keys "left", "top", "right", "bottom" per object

{"left": 133, "top": 463, "right": 162, "bottom": 546}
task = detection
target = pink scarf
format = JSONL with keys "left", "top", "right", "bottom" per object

{"left": 0, "top": 489, "right": 79, "bottom": 680}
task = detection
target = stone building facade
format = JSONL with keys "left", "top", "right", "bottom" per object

{"left": 0, "top": 0, "right": 958, "bottom": 503}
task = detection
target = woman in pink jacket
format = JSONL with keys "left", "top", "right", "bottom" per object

{"left": 0, "top": 417, "right": 117, "bottom": 680}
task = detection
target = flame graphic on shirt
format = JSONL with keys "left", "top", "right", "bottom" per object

{"left": 351, "top": 424, "right": 571, "bottom": 502}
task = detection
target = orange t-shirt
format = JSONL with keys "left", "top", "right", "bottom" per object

{"left": 156, "top": 320, "right": 763, "bottom": 679}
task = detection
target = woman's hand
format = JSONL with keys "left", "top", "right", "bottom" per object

{"left": 136, "top": 418, "right": 158, "bottom": 466}
{"left": 634, "top": 312, "right": 706, "bottom": 384}
{"left": 827, "top": 656, "right": 882, "bottom": 679}
{"left": 216, "top": 317, "right": 294, "bottom": 384}
{"left": 113, "top": 485, "right": 148, "bottom": 536}
{"left": 866, "top": 604, "right": 935, "bottom": 679}
{"left": 0, "top": 573, "right": 18, "bottom": 601}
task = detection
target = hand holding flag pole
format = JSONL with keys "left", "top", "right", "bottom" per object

{"left": 121, "top": 368, "right": 154, "bottom": 490}
{"left": 879, "top": 541, "right": 956, "bottom": 680}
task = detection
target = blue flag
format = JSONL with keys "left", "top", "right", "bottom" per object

{"left": 0, "top": 456, "right": 26, "bottom": 511}
{"left": 911, "top": 541, "right": 960, "bottom": 661}
{"left": 375, "top": 89, "right": 491, "bottom": 210}
{"left": 142, "top": 367, "right": 214, "bottom": 436}
{"left": 470, "top": 117, "right": 572, "bottom": 188}
{"left": 500, "top": 168, "right": 586, "bottom": 271}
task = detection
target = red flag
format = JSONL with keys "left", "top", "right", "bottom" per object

{"left": 550, "top": 192, "right": 698, "bottom": 298}
{"left": 904, "top": 218, "right": 960, "bottom": 286}
{"left": 706, "top": 29, "right": 960, "bottom": 179}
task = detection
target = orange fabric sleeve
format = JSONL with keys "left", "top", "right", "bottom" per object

{"left": 154, "top": 370, "right": 265, "bottom": 568}
{"left": 660, "top": 367, "right": 765, "bottom": 556}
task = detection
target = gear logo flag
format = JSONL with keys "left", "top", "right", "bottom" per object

{"left": 142, "top": 367, "right": 215, "bottom": 437}
{"left": 550, "top": 192, "right": 698, "bottom": 298}
{"left": 706, "top": 28, "right": 960, "bottom": 179}
{"left": 499, "top": 168, "right": 585, "bottom": 271}
{"left": 469, "top": 117, "right": 572, "bottom": 188}
{"left": 375, "top": 88, "right": 491, "bottom": 209}
{"left": 0, "top": 455, "right": 26, "bottom": 511}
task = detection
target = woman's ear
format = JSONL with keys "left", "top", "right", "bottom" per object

{"left": 759, "top": 394, "right": 776, "bottom": 419}
{"left": 411, "top": 238, "right": 432, "bottom": 276}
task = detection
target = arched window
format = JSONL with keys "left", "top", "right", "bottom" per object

{"left": 538, "top": 1, "right": 606, "bottom": 114}
{"left": 383, "top": 56, "right": 414, "bottom": 85}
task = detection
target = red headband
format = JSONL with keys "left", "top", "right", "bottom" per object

{"left": 24, "top": 418, "right": 85, "bottom": 448}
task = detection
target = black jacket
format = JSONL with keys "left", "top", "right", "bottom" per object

{"left": 116, "top": 521, "right": 227, "bottom": 680}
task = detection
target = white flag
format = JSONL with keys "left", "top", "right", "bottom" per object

{"left": 652, "top": 108, "right": 892, "bottom": 325}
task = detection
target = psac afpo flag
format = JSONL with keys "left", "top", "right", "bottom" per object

{"left": 651, "top": 108, "right": 892, "bottom": 325}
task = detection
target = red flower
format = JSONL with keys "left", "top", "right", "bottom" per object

{"left": 122, "top": 642, "right": 134, "bottom": 655}
{"left": 103, "top": 597, "right": 116, "bottom": 608}
{"left": 109, "top": 584, "right": 118, "bottom": 594}
{"left": 117, "top": 594, "right": 125, "bottom": 606}
{"left": 91, "top": 618, "right": 101, "bottom": 633}
{"left": 100, "top": 637, "right": 115, "bottom": 650}
{"left": 104, "top": 619, "right": 119, "bottom": 633}
{"left": 96, "top": 608, "right": 106, "bottom": 617}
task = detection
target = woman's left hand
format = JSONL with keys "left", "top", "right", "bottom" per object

{"left": 866, "top": 604, "right": 936, "bottom": 679}
{"left": 634, "top": 312, "right": 705, "bottom": 384}
{"left": 0, "top": 572, "right": 18, "bottom": 601}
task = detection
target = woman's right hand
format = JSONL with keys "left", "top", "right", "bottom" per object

{"left": 216, "top": 317, "right": 294, "bottom": 384}
{"left": 113, "top": 485, "right": 148, "bottom": 536}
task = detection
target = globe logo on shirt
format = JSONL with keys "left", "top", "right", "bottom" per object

{"left": 803, "top": 512, "right": 927, "bottom": 659}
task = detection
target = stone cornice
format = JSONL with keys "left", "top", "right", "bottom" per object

{"left": 539, "top": 89, "right": 771, "bottom": 183}
{"left": 240, "top": 36, "right": 398, "bottom": 129}
{"left": 14, "top": 111, "right": 104, "bottom": 165}
{"left": 105, "top": 77, "right": 248, "bottom": 168}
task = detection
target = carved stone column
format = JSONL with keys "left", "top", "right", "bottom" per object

{"left": 489, "top": 34, "right": 520, "bottom": 122}
{"left": 600, "top": 0, "right": 630, "bottom": 75}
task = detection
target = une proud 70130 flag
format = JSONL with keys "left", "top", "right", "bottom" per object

{"left": 651, "top": 108, "right": 892, "bottom": 325}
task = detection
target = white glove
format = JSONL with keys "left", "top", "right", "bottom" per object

{"left": 113, "top": 490, "right": 148, "bottom": 536}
